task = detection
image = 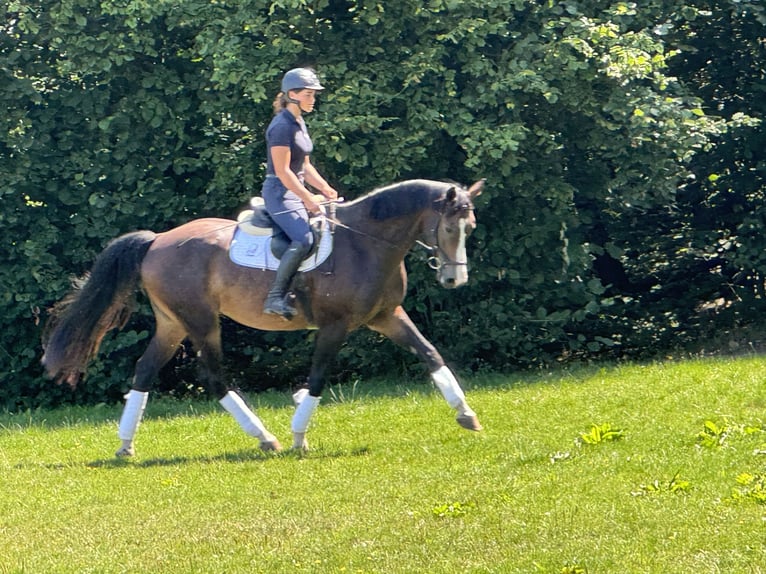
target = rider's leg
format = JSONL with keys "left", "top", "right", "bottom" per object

{"left": 262, "top": 187, "right": 314, "bottom": 319}
{"left": 263, "top": 240, "right": 311, "bottom": 318}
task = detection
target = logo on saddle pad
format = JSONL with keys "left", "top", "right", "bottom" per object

{"left": 229, "top": 197, "right": 333, "bottom": 272}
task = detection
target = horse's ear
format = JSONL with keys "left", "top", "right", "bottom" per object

{"left": 468, "top": 178, "right": 485, "bottom": 198}
{"left": 446, "top": 186, "right": 458, "bottom": 203}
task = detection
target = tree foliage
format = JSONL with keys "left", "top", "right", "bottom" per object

{"left": 0, "top": 0, "right": 762, "bottom": 407}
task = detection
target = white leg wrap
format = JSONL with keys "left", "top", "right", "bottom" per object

{"left": 431, "top": 366, "right": 476, "bottom": 417}
{"left": 118, "top": 390, "right": 148, "bottom": 441}
{"left": 219, "top": 391, "right": 274, "bottom": 441}
{"left": 291, "top": 394, "right": 320, "bottom": 434}
{"left": 292, "top": 388, "right": 309, "bottom": 407}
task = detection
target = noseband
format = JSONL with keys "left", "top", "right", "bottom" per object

{"left": 417, "top": 198, "right": 474, "bottom": 272}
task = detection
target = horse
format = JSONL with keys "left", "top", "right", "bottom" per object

{"left": 42, "top": 178, "right": 485, "bottom": 456}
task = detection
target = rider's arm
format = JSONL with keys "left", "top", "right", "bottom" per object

{"left": 303, "top": 158, "right": 338, "bottom": 200}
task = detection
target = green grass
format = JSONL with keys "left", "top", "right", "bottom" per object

{"left": 2, "top": 357, "right": 766, "bottom": 573}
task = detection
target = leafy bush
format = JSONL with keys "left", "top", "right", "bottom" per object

{"left": 1, "top": 0, "right": 763, "bottom": 407}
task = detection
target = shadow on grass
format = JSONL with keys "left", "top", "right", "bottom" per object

{"left": 11, "top": 444, "right": 371, "bottom": 472}
{"left": 80, "top": 444, "right": 372, "bottom": 470}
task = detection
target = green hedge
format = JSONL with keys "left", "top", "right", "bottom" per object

{"left": 1, "top": 0, "right": 763, "bottom": 408}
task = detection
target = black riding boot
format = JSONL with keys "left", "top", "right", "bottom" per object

{"left": 263, "top": 241, "right": 310, "bottom": 319}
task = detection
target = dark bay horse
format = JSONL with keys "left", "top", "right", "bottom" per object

{"left": 42, "top": 179, "right": 484, "bottom": 455}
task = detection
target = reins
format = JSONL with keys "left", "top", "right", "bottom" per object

{"left": 176, "top": 198, "right": 410, "bottom": 250}
{"left": 175, "top": 193, "right": 473, "bottom": 274}
{"left": 322, "top": 216, "right": 399, "bottom": 248}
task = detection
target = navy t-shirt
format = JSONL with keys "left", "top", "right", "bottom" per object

{"left": 265, "top": 109, "right": 313, "bottom": 178}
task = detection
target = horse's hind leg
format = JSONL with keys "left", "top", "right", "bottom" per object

{"left": 188, "top": 317, "right": 281, "bottom": 452}
{"left": 116, "top": 314, "right": 186, "bottom": 457}
{"left": 116, "top": 390, "right": 148, "bottom": 457}
{"left": 367, "top": 305, "right": 482, "bottom": 431}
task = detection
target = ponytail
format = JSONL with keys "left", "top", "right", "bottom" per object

{"left": 272, "top": 92, "right": 290, "bottom": 114}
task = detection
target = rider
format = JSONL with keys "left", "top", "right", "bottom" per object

{"left": 262, "top": 67, "right": 338, "bottom": 319}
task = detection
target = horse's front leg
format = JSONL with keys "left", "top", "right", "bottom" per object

{"left": 195, "top": 332, "right": 281, "bottom": 453}
{"left": 367, "top": 305, "right": 482, "bottom": 431}
{"left": 291, "top": 322, "right": 348, "bottom": 450}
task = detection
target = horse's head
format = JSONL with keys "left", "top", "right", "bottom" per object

{"left": 424, "top": 179, "right": 484, "bottom": 288}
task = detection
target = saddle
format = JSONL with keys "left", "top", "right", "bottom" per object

{"left": 229, "top": 196, "right": 333, "bottom": 272}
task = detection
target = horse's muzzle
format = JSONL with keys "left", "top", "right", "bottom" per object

{"left": 437, "top": 262, "right": 469, "bottom": 288}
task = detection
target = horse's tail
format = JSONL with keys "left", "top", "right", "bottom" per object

{"left": 42, "top": 230, "right": 157, "bottom": 386}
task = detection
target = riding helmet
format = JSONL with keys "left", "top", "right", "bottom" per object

{"left": 281, "top": 68, "right": 325, "bottom": 93}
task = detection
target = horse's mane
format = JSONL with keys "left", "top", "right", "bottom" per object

{"left": 353, "top": 179, "right": 450, "bottom": 221}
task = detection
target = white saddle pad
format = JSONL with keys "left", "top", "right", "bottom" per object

{"left": 229, "top": 219, "right": 333, "bottom": 271}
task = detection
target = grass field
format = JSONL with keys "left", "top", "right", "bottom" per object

{"left": 2, "top": 357, "right": 766, "bottom": 573}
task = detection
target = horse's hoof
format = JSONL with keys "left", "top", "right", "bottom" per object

{"left": 291, "top": 433, "right": 309, "bottom": 452}
{"left": 291, "top": 440, "right": 309, "bottom": 452}
{"left": 260, "top": 439, "right": 282, "bottom": 452}
{"left": 457, "top": 414, "right": 483, "bottom": 432}
{"left": 115, "top": 446, "right": 135, "bottom": 457}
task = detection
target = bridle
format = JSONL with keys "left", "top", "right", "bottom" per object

{"left": 416, "top": 195, "right": 475, "bottom": 273}
{"left": 325, "top": 192, "right": 475, "bottom": 273}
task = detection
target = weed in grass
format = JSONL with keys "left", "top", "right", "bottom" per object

{"left": 632, "top": 471, "right": 692, "bottom": 497}
{"left": 327, "top": 379, "right": 363, "bottom": 404}
{"left": 697, "top": 419, "right": 764, "bottom": 448}
{"left": 576, "top": 422, "right": 624, "bottom": 446}
{"left": 732, "top": 473, "right": 766, "bottom": 505}
{"left": 697, "top": 420, "right": 732, "bottom": 448}
{"left": 431, "top": 501, "right": 474, "bottom": 518}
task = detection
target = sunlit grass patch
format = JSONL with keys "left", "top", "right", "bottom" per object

{"left": 2, "top": 356, "right": 766, "bottom": 572}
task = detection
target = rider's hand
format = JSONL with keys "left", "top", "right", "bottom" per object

{"left": 304, "top": 197, "right": 323, "bottom": 216}
{"left": 322, "top": 186, "right": 338, "bottom": 201}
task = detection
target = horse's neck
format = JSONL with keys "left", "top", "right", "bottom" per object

{"left": 341, "top": 205, "right": 424, "bottom": 252}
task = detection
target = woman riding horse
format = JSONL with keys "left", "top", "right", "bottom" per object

{"left": 42, "top": 178, "right": 485, "bottom": 456}
{"left": 261, "top": 68, "right": 338, "bottom": 319}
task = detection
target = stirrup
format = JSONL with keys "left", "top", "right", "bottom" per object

{"left": 264, "top": 294, "right": 297, "bottom": 319}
